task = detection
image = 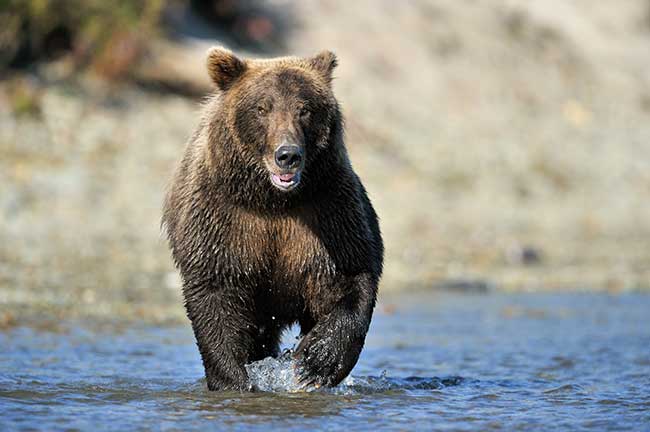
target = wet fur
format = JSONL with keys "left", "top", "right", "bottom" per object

{"left": 162, "top": 48, "right": 383, "bottom": 391}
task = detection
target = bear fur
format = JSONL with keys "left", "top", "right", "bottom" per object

{"left": 162, "top": 47, "right": 383, "bottom": 391}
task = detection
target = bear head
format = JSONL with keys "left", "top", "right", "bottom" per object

{"left": 205, "top": 47, "right": 341, "bottom": 195}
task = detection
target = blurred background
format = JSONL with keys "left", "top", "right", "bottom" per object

{"left": 1, "top": 0, "right": 649, "bottom": 325}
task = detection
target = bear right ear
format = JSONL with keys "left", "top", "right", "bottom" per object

{"left": 308, "top": 50, "right": 338, "bottom": 85}
{"left": 206, "top": 46, "right": 247, "bottom": 91}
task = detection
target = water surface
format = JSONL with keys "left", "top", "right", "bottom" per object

{"left": 1, "top": 292, "right": 649, "bottom": 431}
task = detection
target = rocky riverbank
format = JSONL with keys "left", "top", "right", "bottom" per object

{"left": 2, "top": 0, "right": 649, "bottom": 324}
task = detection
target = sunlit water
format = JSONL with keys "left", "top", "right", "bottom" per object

{"left": 1, "top": 292, "right": 649, "bottom": 431}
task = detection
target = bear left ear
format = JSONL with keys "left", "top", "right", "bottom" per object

{"left": 308, "top": 50, "right": 338, "bottom": 84}
{"left": 206, "top": 46, "right": 247, "bottom": 91}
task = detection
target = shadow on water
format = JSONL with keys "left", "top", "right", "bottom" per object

{"left": 150, "top": 374, "right": 466, "bottom": 420}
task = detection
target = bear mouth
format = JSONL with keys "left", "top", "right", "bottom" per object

{"left": 271, "top": 172, "right": 300, "bottom": 191}
{"left": 271, "top": 172, "right": 301, "bottom": 191}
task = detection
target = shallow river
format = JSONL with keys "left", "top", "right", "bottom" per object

{"left": 1, "top": 292, "right": 649, "bottom": 431}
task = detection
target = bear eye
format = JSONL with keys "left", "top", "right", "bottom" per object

{"left": 257, "top": 106, "right": 267, "bottom": 116}
{"left": 299, "top": 107, "right": 311, "bottom": 118}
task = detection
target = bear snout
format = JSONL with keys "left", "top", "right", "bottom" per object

{"left": 274, "top": 145, "right": 303, "bottom": 170}
{"left": 270, "top": 143, "right": 304, "bottom": 191}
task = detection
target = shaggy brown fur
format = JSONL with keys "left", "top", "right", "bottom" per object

{"left": 162, "top": 47, "right": 383, "bottom": 391}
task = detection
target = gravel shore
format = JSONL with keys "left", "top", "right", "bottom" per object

{"left": 1, "top": 0, "right": 649, "bottom": 324}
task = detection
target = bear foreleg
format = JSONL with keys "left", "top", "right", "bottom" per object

{"left": 293, "top": 273, "right": 377, "bottom": 388}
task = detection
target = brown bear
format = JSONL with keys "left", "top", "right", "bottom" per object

{"left": 162, "top": 47, "right": 383, "bottom": 391}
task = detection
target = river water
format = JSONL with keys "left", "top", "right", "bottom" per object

{"left": 1, "top": 292, "right": 649, "bottom": 431}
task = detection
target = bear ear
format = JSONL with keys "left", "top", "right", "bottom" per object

{"left": 308, "top": 50, "right": 338, "bottom": 84}
{"left": 206, "top": 46, "right": 247, "bottom": 91}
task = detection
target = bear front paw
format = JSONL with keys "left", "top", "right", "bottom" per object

{"left": 206, "top": 366, "right": 251, "bottom": 392}
{"left": 293, "top": 331, "right": 351, "bottom": 389}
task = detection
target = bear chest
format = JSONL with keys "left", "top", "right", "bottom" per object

{"left": 221, "top": 209, "right": 337, "bottom": 286}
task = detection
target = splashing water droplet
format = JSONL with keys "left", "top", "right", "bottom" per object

{"left": 245, "top": 350, "right": 303, "bottom": 392}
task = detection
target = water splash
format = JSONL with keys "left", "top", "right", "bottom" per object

{"left": 340, "top": 374, "right": 464, "bottom": 394}
{"left": 245, "top": 350, "right": 464, "bottom": 394}
{"left": 245, "top": 350, "right": 303, "bottom": 392}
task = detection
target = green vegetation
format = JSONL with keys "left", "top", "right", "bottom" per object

{"left": 0, "top": 0, "right": 165, "bottom": 76}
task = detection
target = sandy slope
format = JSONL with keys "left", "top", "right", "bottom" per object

{"left": 289, "top": 0, "right": 650, "bottom": 291}
{"left": 1, "top": 1, "right": 649, "bottom": 321}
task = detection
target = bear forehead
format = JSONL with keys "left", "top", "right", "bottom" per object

{"left": 246, "top": 62, "right": 328, "bottom": 94}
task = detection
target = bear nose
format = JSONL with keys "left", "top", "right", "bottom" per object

{"left": 274, "top": 145, "right": 303, "bottom": 169}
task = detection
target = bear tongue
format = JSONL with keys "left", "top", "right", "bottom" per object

{"left": 279, "top": 173, "right": 294, "bottom": 182}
